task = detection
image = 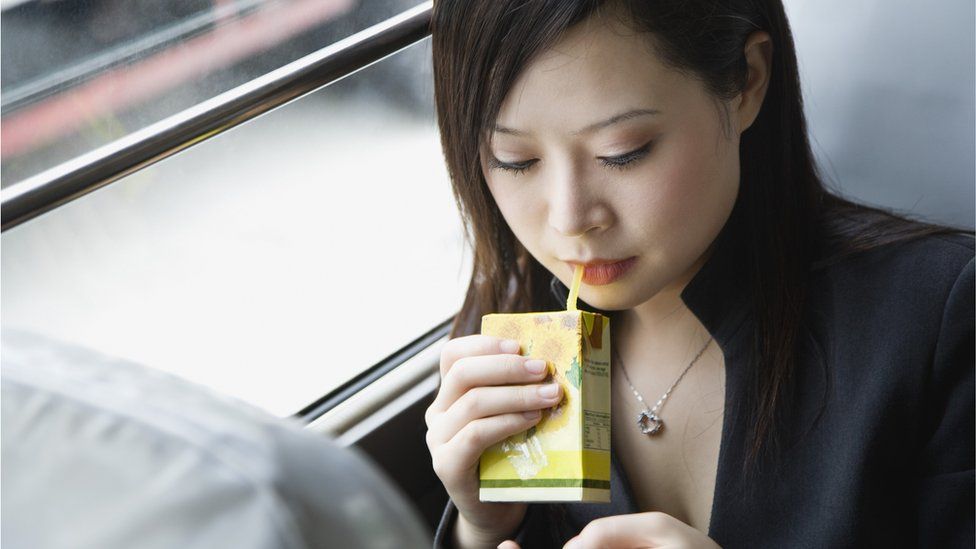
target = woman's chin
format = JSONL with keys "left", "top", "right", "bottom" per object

{"left": 579, "top": 279, "right": 670, "bottom": 313}
{"left": 578, "top": 289, "right": 643, "bottom": 312}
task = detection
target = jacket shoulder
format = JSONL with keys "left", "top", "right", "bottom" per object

{"left": 814, "top": 232, "right": 973, "bottom": 310}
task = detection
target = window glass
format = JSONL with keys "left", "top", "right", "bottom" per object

{"left": 1, "top": 37, "right": 471, "bottom": 417}
{"left": 2, "top": 0, "right": 422, "bottom": 185}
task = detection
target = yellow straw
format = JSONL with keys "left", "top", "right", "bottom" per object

{"left": 566, "top": 264, "right": 584, "bottom": 311}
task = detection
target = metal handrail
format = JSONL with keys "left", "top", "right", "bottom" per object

{"left": 1, "top": 2, "right": 433, "bottom": 232}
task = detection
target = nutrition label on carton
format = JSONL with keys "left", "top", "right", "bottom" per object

{"left": 583, "top": 410, "right": 611, "bottom": 451}
{"left": 585, "top": 358, "right": 610, "bottom": 378}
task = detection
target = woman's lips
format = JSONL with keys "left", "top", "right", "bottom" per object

{"left": 568, "top": 257, "right": 638, "bottom": 286}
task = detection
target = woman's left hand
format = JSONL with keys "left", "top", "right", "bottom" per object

{"left": 496, "top": 511, "right": 722, "bottom": 549}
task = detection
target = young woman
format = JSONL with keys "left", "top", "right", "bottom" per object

{"left": 422, "top": 1, "right": 975, "bottom": 547}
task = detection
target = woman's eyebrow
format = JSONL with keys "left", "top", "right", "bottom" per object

{"left": 493, "top": 108, "right": 661, "bottom": 137}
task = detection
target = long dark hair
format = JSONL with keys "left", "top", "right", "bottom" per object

{"left": 430, "top": 0, "right": 963, "bottom": 474}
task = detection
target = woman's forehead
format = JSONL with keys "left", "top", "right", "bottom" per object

{"left": 493, "top": 22, "right": 689, "bottom": 138}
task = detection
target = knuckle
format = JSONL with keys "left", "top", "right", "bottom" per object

{"left": 645, "top": 511, "right": 669, "bottom": 529}
{"left": 460, "top": 422, "right": 486, "bottom": 452}
{"left": 457, "top": 389, "right": 480, "bottom": 418}
{"left": 578, "top": 526, "right": 602, "bottom": 546}
{"left": 510, "top": 411, "right": 527, "bottom": 427}
{"left": 513, "top": 411, "right": 537, "bottom": 431}
{"left": 440, "top": 336, "right": 472, "bottom": 374}
{"left": 439, "top": 339, "right": 455, "bottom": 360}
{"left": 443, "top": 373, "right": 460, "bottom": 394}
{"left": 450, "top": 357, "right": 470, "bottom": 385}
{"left": 438, "top": 364, "right": 449, "bottom": 381}
{"left": 431, "top": 445, "right": 459, "bottom": 478}
{"left": 509, "top": 355, "right": 529, "bottom": 377}
{"left": 581, "top": 519, "right": 611, "bottom": 541}
{"left": 429, "top": 447, "right": 448, "bottom": 478}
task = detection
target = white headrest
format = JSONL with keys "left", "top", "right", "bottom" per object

{"left": 1, "top": 329, "right": 431, "bottom": 549}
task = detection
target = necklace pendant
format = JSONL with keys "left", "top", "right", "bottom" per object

{"left": 636, "top": 410, "right": 664, "bottom": 435}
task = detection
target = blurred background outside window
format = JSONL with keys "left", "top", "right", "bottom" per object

{"left": 2, "top": 0, "right": 469, "bottom": 417}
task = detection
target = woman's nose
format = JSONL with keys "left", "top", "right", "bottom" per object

{"left": 546, "top": 168, "right": 611, "bottom": 237}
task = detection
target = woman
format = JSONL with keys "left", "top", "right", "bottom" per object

{"left": 423, "top": 1, "right": 975, "bottom": 547}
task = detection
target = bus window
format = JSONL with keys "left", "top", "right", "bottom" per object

{"left": 1, "top": 28, "right": 468, "bottom": 417}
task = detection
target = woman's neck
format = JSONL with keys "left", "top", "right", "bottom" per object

{"left": 614, "top": 251, "right": 713, "bottom": 369}
{"left": 617, "top": 290, "right": 700, "bottom": 354}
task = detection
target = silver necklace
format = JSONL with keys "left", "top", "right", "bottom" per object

{"left": 614, "top": 337, "right": 713, "bottom": 435}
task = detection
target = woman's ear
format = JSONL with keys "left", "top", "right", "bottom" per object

{"left": 735, "top": 31, "right": 773, "bottom": 134}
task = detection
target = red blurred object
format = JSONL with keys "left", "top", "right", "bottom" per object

{"left": 1, "top": 0, "right": 354, "bottom": 159}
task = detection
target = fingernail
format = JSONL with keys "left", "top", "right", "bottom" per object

{"left": 500, "top": 339, "right": 520, "bottom": 354}
{"left": 522, "top": 410, "right": 541, "bottom": 420}
{"left": 524, "top": 359, "right": 546, "bottom": 374}
{"left": 538, "top": 383, "right": 559, "bottom": 399}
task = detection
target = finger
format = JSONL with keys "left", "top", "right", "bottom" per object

{"left": 498, "top": 541, "right": 521, "bottom": 549}
{"left": 440, "top": 335, "right": 520, "bottom": 379}
{"left": 570, "top": 512, "right": 682, "bottom": 548}
{"left": 430, "top": 353, "right": 549, "bottom": 419}
{"left": 430, "top": 382, "right": 563, "bottom": 445}
{"left": 434, "top": 412, "right": 544, "bottom": 476}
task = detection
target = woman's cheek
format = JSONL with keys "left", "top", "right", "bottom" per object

{"left": 639, "top": 146, "right": 709, "bottom": 235}
{"left": 492, "top": 184, "right": 548, "bottom": 258}
{"left": 669, "top": 129, "right": 737, "bottom": 222}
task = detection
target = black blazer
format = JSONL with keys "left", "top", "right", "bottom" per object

{"left": 434, "top": 230, "right": 975, "bottom": 548}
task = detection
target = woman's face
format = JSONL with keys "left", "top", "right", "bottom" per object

{"left": 482, "top": 16, "right": 746, "bottom": 312}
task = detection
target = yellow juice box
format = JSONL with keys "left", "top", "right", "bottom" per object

{"left": 479, "top": 266, "right": 611, "bottom": 502}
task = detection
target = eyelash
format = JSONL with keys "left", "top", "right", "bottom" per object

{"left": 488, "top": 141, "right": 653, "bottom": 176}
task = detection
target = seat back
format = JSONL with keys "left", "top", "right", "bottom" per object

{"left": 1, "top": 329, "right": 431, "bottom": 549}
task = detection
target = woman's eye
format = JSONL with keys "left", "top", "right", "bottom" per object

{"left": 487, "top": 141, "right": 652, "bottom": 176}
{"left": 599, "top": 141, "right": 653, "bottom": 170}
{"left": 488, "top": 156, "right": 537, "bottom": 176}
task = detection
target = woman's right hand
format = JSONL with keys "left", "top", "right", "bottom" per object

{"left": 425, "top": 335, "right": 563, "bottom": 547}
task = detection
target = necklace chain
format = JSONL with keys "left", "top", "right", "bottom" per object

{"left": 614, "top": 337, "right": 713, "bottom": 435}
